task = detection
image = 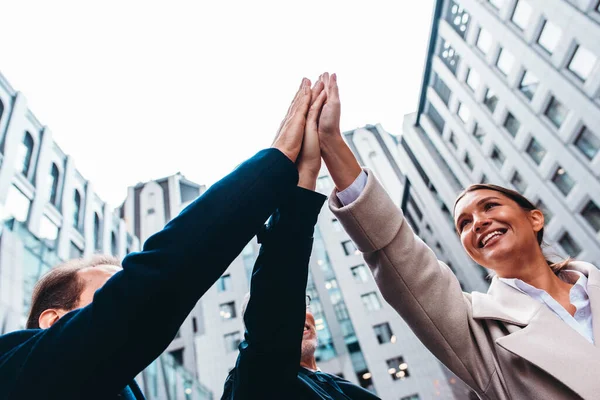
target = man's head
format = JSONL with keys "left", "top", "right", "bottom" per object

{"left": 26, "top": 255, "right": 122, "bottom": 329}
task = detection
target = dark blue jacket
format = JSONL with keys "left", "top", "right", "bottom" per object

{"left": 222, "top": 187, "right": 381, "bottom": 399}
{"left": 0, "top": 149, "right": 298, "bottom": 400}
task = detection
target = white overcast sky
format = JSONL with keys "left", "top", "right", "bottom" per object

{"left": 0, "top": 0, "right": 435, "bottom": 207}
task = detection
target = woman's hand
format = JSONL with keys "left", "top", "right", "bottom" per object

{"left": 297, "top": 79, "right": 326, "bottom": 191}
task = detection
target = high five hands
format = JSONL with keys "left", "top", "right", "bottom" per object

{"left": 271, "top": 73, "right": 362, "bottom": 192}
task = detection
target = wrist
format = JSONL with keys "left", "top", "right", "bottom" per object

{"left": 297, "top": 174, "right": 317, "bottom": 191}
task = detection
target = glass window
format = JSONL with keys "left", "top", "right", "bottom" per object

{"left": 574, "top": 126, "right": 599, "bottom": 160}
{"left": 457, "top": 103, "right": 471, "bottom": 124}
{"left": 496, "top": 48, "right": 515, "bottom": 76}
{"left": 2, "top": 185, "right": 31, "bottom": 223}
{"left": 331, "top": 218, "right": 342, "bottom": 232}
{"left": 464, "top": 153, "right": 474, "bottom": 171}
{"left": 387, "top": 356, "right": 410, "bottom": 381}
{"left": 48, "top": 164, "right": 60, "bottom": 205}
{"left": 581, "top": 200, "right": 600, "bottom": 232}
{"left": 552, "top": 166, "right": 575, "bottom": 196}
{"left": 39, "top": 215, "right": 59, "bottom": 243}
{"left": 342, "top": 240, "right": 359, "bottom": 256}
{"left": 473, "top": 123, "right": 486, "bottom": 144}
{"left": 0, "top": 99, "right": 3, "bottom": 123}
{"left": 432, "top": 73, "right": 452, "bottom": 106}
{"left": 465, "top": 68, "right": 480, "bottom": 91}
{"left": 351, "top": 264, "right": 370, "bottom": 283}
{"left": 219, "top": 302, "right": 236, "bottom": 320}
{"left": 361, "top": 292, "right": 382, "bottom": 311}
{"left": 519, "top": 70, "right": 539, "bottom": 100}
{"left": 535, "top": 199, "right": 553, "bottom": 223}
{"left": 93, "top": 213, "right": 102, "bottom": 251}
{"left": 491, "top": 146, "right": 505, "bottom": 168}
{"left": 476, "top": 28, "right": 493, "bottom": 54}
{"left": 446, "top": 1, "right": 470, "bottom": 38}
{"left": 408, "top": 194, "right": 423, "bottom": 221}
{"left": 73, "top": 190, "right": 82, "bottom": 229}
{"left": 544, "top": 97, "right": 569, "bottom": 128}
{"left": 373, "top": 322, "right": 395, "bottom": 344}
{"left": 526, "top": 137, "right": 547, "bottom": 165}
{"left": 111, "top": 232, "right": 118, "bottom": 256}
{"left": 449, "top": 132, "right": 458, "bottom": 149}
{"left": 484, "top": 89, "right": 498, "bottom": 113}
{"left": 425, "top": 102, "right": 446, "bottom": 134}
{"left": 503, "top": 112, "right": 520, "bottom": 137}
{"left": 568, "top": 45, "right": 597, "bottom": 81}
{"left": 401, "top": 395, "right": 421, "bottom": 400}
{"left": 511, "top": 0, "right": 532, "bottom": 30}
{"left": 558, "top": 232, "right": 581, "bottom": 257}
{"left": 438, "top": 39, "right": 460, "bottom": 75}
{"left": 537, "top": 20, "right": 562, "bottom": 54}
{"left": 511, "top": 171, "right": 527, "bottom": 193}
{"left": 488, "top": 0, "right": 505, "bottom": 9}
{"left": 16, "top": 132, "right": 34, "bottom": 178}
{"left": 217, "top": 274, "right": 232, "bottom": 292}
{"left": 69, "top": 241, "right": 84, "bottom": 259}
{"left": 224, "top": 331, "right": 242, "bottom": 352}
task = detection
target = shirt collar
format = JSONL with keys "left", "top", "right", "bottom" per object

{"left": 499, "top": 269, "right": 589, "bottom": 296}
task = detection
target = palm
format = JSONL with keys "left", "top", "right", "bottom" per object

{"left": 317, "top": 73, "right": 340, "bottom": 137}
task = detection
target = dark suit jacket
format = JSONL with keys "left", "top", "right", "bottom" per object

{"left": 0, "top": 148, "right": 298, "bottom": 400}
{"left": 222, "top": 187, "right": 381, "bottom": 400}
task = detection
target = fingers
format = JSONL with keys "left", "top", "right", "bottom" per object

{"left": 329, "top": 73, "right": 340, "bottom": 102}
{"left": 273, "top": 78, "right": 311, "bottom": 144}
{"left": 306, "top": 90, "right": 327, "bottom": 131}
{"left": 310, "top": 80, "right": 325, "bottom": 107}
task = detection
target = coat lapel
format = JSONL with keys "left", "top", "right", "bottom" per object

{"left": 472, "top": 262, "right": 600, "bottom": 400}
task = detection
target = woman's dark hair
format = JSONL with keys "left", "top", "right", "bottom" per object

{"left": 454, "top": 183, "right": 570, "bottom": 274}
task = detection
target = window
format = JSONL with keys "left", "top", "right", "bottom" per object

{"left": 432, "top": 73, "right": 452, "bottom": 106}
{"left": 488, "top": 0, "right": 504, "bottom": 9}
{"left": 438, "top": 39, "right": 460, "bottom": 75}
{"left": 361, "top": 292, "right": 382, "bottom": 311}
{"left": 526, "top": 137, "right": 546, "bottom": 165}
{"left": 511, "top": 171, "right": 527, "bottom": 193}
{"left": 73, "top": 190, "right": 82, "bottom": 228}
{"left": 69, "top": 241, "right": 84, "bottom": 259}
{"left": 425, "top": 102, "right": 445, "bottom": 134}
{"left": 519, "top": 70, "right": 539, "bottom": 100}
{"left": 537, "top": 20, "right": 562, "bottom": 54}
{"left": 408, "top": 194, "right": 423, "bottom": 220}
{"left": 496, "top": 48, "right": 515, "bottom": 76}
{"left": 351, "top": 264, "right": 370, "bottom": 283}
{"left": 316, "top": 176, "right": 333, "bottom": 193}
{"left": 17, "top": 132, "right": 34, "bottom": 178}
{"left": 464, "top": 153, "right": 474, "bottom": 171}
{"left": 192, "top": 317, "right": 198, "bottom": 333}
{"left": 535, "top": 200, "right": 553, "bottom": 223}
{"left": 93, "top": 213, "right": 102, "bottom": 251}
{"left": 491, "top": 146, "right": 505, "bottom": 168}
{"left": 401, "top": 395, "right": 421, "bottom": 400}
{"left": 552, "top": 166, "right": 575, "bottom": 196}
{"left": 331, "top": 218, "right": 342, "bottom": 232}
{"left": 484, "top": 89, "right": 498, "bottom": 113}
{"left": 446, "top": 1, "right": 470, "bottom": 38}
{"left": 476, "top": 28, "right": 493, "bottom": 55}
{"left": 111, "top": 232, "right": 118, "bottom": 255}
{"left": 342, "top": 240, "right": 359, "bottom": 256}
{"left": 465, "top": 68, "right": 480, "bottom": 91}
{"left": 473, "top": 123, "right": 486, "bottom": 144}
{"left": 558, "top": 232, "right": 581, "bottom": 257}
{"left": 4, "top": 185, "right": 31, "bottom": 222}
{"left": 217, "top": 274, "right": 232, "bottom": 292}
{"left": 457, "top": 103, "right": 471, "bottom": 124}
{"left": 449, "top": 132, "right": 458, "bottom": 149}
{"left": 373, "top": 322, "right": 395, "bottom": 344}
{"left": 224, "top": 331, "right": 241, "bottom": 352}
{"left": 0, "top": 99, "right": 3, "bottom": 123}
{"left": 47, "top": 164, "right": 60, "bottom": 205}
{"left": 220, "top": 302, "right": 236, "bottom": 320}
{"left": 567, "top": 45, "right": 597, "bottom": 81}
{"left": 544, "top": 97, "right": 569, "bottom": 128}
{"left": 480, "top": 174, "right": 488, "bottom": 184}
{"left": 511, "top": 0, "right": 532, "bottom": 30}
{"left": 503, "top": 112, "right": 520, "bottom": 137}
{"left": 581, "top": 200, "right": 600, "bottom": 232}
{"left": 169, "top": 349, "right": 183, "bottom": 366}
{"left": 39, "top": 215, "right": 59, "bottom": 242}
{"left": 574, "top": 127, "right": 599, "bottom": 160}
{"left": 386, "top": 356, "right": 410, "bottom": 381}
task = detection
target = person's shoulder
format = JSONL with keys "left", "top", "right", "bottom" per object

{"left": 0, "top": 329, "right": 41, "bottom": 356}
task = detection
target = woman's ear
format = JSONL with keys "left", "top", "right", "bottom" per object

{"left": 529, "top": 209, "right": 545, "bottom": 234}
{"left": 38, "top": 309, "right": 66, "bottom": 329}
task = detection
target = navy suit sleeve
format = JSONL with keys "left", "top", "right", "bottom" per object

{"left": 7, "top": 149, "right": 298, "bottom": 398}
{"left": 227, "top": 186, "right": 326, "bottom": 399}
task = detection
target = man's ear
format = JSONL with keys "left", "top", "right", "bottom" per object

{"left": 38, "top": 309, "right": 66, "bottom": 329}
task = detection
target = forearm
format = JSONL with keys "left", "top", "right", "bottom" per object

{"left": 320, "top": 134, "right": 362, "bottom": 191}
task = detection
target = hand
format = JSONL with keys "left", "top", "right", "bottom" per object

{"left": 272, "top": 78, "right": 312, "bottom": 163}
{"left": 317, "top": 72, "right": 341, "bottom": 142}
{"left": 297, "top": 79, "right": 326, "bottom": 190}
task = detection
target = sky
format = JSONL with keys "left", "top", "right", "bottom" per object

{"left": 0, "top": 0, "right": 435, "bottom": 207}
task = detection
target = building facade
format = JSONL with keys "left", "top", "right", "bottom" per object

{"left": 412, "top": 0, "right": 600, "bottom": 265}
{"left": 0, "top": 70, "right": 212, "bottom": 400}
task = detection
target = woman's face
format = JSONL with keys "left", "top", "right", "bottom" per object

{"left": 454, "top": 189, "right": 544, "bottom": 271}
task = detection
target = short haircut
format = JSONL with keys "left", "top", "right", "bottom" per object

{"left": 26, "top": 255, "right": 121, "bottom": 329}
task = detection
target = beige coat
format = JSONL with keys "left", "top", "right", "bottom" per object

{"left": 329, "top": 170, "right": 600, "bottom": 400}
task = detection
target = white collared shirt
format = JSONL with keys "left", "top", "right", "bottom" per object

{"left": 500, "top": 270, "right": 594, "bottom": 344}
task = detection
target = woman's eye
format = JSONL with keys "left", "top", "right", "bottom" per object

{"left": 459, "top": 220, "right": 470, "bottom": 231}
{"left": 484, "top": 202, "right": 498, "bottom": 210}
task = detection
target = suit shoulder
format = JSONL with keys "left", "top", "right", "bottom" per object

{"left": 0, "top": 330, "right": 40, "bottom": 355}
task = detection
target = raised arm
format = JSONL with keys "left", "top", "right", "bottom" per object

{"left": 226, "top": 79, "right": 327, "bottom": 399}
{"left": 5, "top": 79, "right": 314, "bottom": 398}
